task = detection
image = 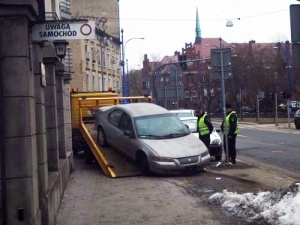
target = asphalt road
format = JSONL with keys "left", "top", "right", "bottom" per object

{"left": 236, "top": 123, "right": 300, "bottom": 174}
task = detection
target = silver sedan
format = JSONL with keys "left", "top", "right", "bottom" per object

{"left": 94, "top": 103, "right": 210, "bottom": 175}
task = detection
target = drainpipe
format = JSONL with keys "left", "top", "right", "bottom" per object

{"left": 0, "top": 34, "right": 7, "bottom": 225}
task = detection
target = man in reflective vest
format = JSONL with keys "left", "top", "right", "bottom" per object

{"left": 197, "top": 108, "right": 213, "bottom": 149}
{"left": 221, "top": 103, "right": 239, "bottom": 164}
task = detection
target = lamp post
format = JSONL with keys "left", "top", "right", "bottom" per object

{"left": 285, "top": 40, "right": 292, "bottom": 128}
{"left": 210, "top": 38, "right": 232, "bottom": 164}
{"left": 120, "top": 28, "right": 144, "bottom": 97}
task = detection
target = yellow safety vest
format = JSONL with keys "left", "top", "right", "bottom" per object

{"left": 198, "top": 113, "right": 210, "bottom": 135}
{"left": 225, "top": 111, "right": 239, "bottom": 134}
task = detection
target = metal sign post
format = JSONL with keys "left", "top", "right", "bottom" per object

{"left": 210, "top": 47, "right": 232, "bottom": 164}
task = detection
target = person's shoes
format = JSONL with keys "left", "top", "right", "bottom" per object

{"left": 231, "top": 159, "right": 236, "bottom": 165}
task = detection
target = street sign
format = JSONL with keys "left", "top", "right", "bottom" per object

{"left": 32, "top": 21, "right": 95, "bottom": 41}
{"left": 210, "top": 48, "right": 232, "bottom": 80}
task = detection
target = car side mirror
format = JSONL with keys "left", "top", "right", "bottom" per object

{"left": 124, "top": 130, "right": 134, "bottom": 138}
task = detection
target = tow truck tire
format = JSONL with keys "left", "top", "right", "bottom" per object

{"left": 97, "top": 127, "right": 108, "bottom": 147}
{"left": 137, "top": 153, "right": 151, "bottom": 175}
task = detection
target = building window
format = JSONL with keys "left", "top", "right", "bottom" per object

{"left": 102, "top": 51, "right": 105, "bottom": 66}
{"left": 97, "top": 48, "right": 101, "bottom": 64}
{"left": 85, "top": 44, "right": 90, "bottom": 61}
{"left": 185, "top": 91, "right": 189, "bottom": 98}
{"left": 92, "top": 72, "right": 96, "bottom": 90}
{"left": 98, "top": 74, "right": 101, "bottom": 91}
{"left": 103, "top": 75, "right": 106, "bottom": 90}
{"left": 192, "top": 91, "right": 197, "bottom": 98}
{"left": 91, "top": 46, "right": 95, "bottom": 63}
{"left": 86, "top": 71, "right": 90, "bottom": 91}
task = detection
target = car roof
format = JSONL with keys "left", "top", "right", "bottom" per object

{"left": 169, "top": 109, "right": 194, "bottom": 113}
{"left": 179, "top": 116, "right": 197, "bottom": 121}
{"left": 114, "top": 103, "right": 171, "bottom": 117}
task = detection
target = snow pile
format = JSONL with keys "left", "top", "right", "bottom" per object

{"left": 208, "top": 182, "right": 300, "bottom": 225}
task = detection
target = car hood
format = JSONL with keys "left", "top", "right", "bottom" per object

{"left": 141, "top": 134, "right": 207, "bottom": 158}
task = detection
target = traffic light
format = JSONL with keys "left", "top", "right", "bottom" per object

{"left": 280, "top": 91, "right": 286, "bottom": 99}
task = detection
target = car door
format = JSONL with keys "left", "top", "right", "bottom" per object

{"left": 116, "top": 112, "right": 138, "bottom": 160}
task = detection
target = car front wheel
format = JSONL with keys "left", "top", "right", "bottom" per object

{"left": 137, "top": 153, "right": 151, "bottom": 175}
{"left": 97, "top": 127, "right": 108, "bottom": 147}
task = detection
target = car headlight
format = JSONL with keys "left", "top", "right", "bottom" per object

{"left": 211, "top": 139, "right": 221, "bottom": 145}
{"left": 150, "top": 156, "right": 174, "bottom": 162}
{"left": 201, "top": 150, "right": 209, "bottom": 157}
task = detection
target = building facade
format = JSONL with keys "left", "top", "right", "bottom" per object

{"left": 0, "top": 0, "right": 73, "bottom": 224}
{"left": 69, "top": 0, "right": 122, "bottom": 93}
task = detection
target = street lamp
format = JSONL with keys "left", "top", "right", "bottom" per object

{"left": 121, "top": 28, "right": 145, "bottom": 97}
{"left": 53, "top": 40, "right": 69, "bottom": 60}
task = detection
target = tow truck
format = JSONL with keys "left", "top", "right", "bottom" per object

{"left": 70, "top": 90, "right": 153, "bottom": 177}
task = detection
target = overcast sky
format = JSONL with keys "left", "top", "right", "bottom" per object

{"left": 119, "top": 0, "right": 299, "bottom": 69}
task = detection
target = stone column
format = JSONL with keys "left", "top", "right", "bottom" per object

{"left": 0, "top": 2, "right": 41, "bottom": 224}
{"left": 56, "top": 61, "right": 66, "bottom": 158}
{"left": 64, "top": 72, "right": 73, "bottom": 155}
{"left": 33, "top": 42, "right": 49, "bottom": 224}
{"left": 43, "top": 45, "right": 59, "bottom": 171}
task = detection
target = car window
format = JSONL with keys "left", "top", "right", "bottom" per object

{"left": 108, "top": 109, "right": 123, "bottom": 127}
{"left": 295, "top": 110, "right": 300, "bottom": 116}
{"left": 118, "top": 112, "right": 134, "bottom": 134}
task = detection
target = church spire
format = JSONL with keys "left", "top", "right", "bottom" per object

{"left": 195, "top": 7, "right": 202, "bottom": 44}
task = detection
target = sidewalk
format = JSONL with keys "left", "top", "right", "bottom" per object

{"left": 56, "top": 153, "right": 300, "bottom": 225}
{"left": 207, "top": 155, "right": 299, "bottom": 191}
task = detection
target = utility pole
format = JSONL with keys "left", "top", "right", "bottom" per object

{"left": 285, "top": 40, "right": 291, "bottom": 128}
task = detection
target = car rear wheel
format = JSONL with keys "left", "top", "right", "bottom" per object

{"left": 137, "top": 153, "right": 151, "bottom": 175}
{"left": 97, "top": 127, "right": 108, "bottom": 147}
{"left": 295, "top": 124, "right": 300, "bottom": 130}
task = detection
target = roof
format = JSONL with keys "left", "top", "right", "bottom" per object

{"left": 193, "top": 38, "right": 277, "bottom": 59}
{"left": 116, "top": 103, "right": 170, "bottom": 117}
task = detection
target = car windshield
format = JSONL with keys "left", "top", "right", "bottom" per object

{"left": 135, "top": 113, "right": 190, "bottom": 139}
{"left": 295, "top": 110, "right": 300, "bottom": 116}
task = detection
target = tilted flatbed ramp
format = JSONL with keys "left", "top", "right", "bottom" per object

{"left": 76, "top": 96, "right": 152, "bottom": 178}
{"left": 81, "top": 122, "right": 142, "bottom": 178}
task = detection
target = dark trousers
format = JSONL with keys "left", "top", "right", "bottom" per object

{"left": 223, "top": 134, "right": 237, "bottom": 163}
{"left": 199, "top": 134, "right": 210, "bottom": 149}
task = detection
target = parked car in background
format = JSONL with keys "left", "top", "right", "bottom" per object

{"left": 176, "top": 116, "right": 223, "bottom": 161}
{"left": 94, "top": 103, "right": 210, "bottom": 175}
{"left": 169, "top": 109, "right": 196, "bottom": 118}
{"left": 294, "top": 109, "right": 300, "bottom": 129}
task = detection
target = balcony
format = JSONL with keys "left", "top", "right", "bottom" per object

{"left": 60, "top": 0, "right": 71, "bottom": 20}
